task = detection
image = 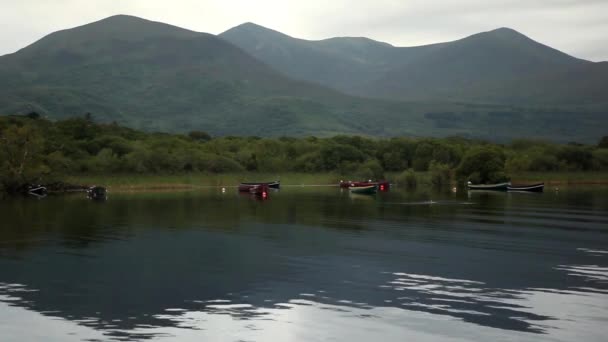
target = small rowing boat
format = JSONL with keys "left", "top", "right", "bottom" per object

{"left": 349, "top": 185, "right": 378, "bottom": 194}
{"left": 87, "top": 186, "right": 107, "bottom": 200}
{"left": 27, "top": 184, "right": 48, "bottom": 198}
{"left": 238, "top": 183, "right": 270, "bottom": 198}
{"left": 467, "top": 182, "right": 510, "bottom": 191}
{"left": 240, "top": 181, "right": 280, "bottom": 189}
{"left": 340, "top": 180, "right": 390, "bottom": 191}
{"left": 507, "top": 183, "right": 544, "bottom": 192}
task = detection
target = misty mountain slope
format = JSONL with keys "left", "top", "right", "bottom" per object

{"left": 220, "top": 22, "right": 409, "bottom": 90}
{"left": 358, "top": 28, "right": 590, "bottom": 101}
{"left": 464, "top": 61, "right": 608, "bottom": 105}
{"left": 222, "top": 24, "right": 598, "bottom": 104}
{"left": 0, "top": 15, "right": 605, "bottom": 142}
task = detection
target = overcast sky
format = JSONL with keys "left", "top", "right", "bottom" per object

{"left": 0, "top": 0, "right": 606, "bottom": 61}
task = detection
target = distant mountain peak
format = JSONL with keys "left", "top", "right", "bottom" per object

{"left": 97, "top": 14, "right": 147, "bottom": 22}
{"left": 477, "top": 27, "right": 530, "bottom": 40}
{"left": 18, "top": 14, "right": 203, "bottom": 54}
{"left": 223, "top": 22, "right": 289, "bottom": 37}
{"left": 238, "top": 22, "right": 268, "bottom": 30}
{"left": 83, "top": 14, "right": 201, "bottom": 36}
{"left": 320, "top": 36, "right": 393, "bottom": 48}
{"left": 491, "top": 27, "right": 519, "bottom": 33}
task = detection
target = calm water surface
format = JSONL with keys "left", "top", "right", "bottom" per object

{"left": 0, "top": 186, "right": 607, "bottom": 341}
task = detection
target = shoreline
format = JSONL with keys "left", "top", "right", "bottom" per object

{"left": 3, "top": 172, "right": 606, "bottom": 196}
{"left": 62, "top": 172, "right": 608, "bottom": 193}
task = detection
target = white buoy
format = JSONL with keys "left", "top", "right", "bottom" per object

{"left": 221, "top": 187, "right": 226, "bottom": 193}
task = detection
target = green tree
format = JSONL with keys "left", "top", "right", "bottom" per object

{"left": 429, "top": 161, "right": 451, "bottom": 187}
{"left": 413, "top": 142, "right": 434, "bottom": 171}
{"left": 354, "top": 159, "right": 384, "bottom": 180}
{"left": 592, "top": 149, "right": 608, "bottom": 170}
{"left": 456, "top": 146, "right": 507, "bottom": 184}
{"left": 432, "top": 142, "right": 461, "bottom": 167}
{"left": 505, "top": 153, "right": 532, "bottom": 174}
{"left": 378, "top": 138, "right": 415, "bottom": 171}
{"left": 557, "top": 145, "right": 593, "bottom": 171}
{"left": 318, "top": 143, "right": 365, "bottom": 171}
{"left": 0, "top": 124, "right": 49, "bottom": 192}
{"left": 396, "top": 169, "right": 417, "bottom": 189}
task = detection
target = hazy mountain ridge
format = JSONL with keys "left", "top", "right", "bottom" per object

{"left": 220, "top": 24, "right": 601, "bottom": 104}
{"left": 0, "top": 15, "right": 606, "bottom": 142}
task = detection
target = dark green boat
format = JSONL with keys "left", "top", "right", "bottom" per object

{"left": 349, "top": 185, "right": 378, "bottom": 194}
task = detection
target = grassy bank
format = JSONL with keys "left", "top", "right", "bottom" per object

{"left": 63, "top": 171, "right": 608, "bottom": 192}
{"left": 64, "top": 173, "right": 345, "bottom": 191}
{"left": 510, "top": 172, "right": 608, "bottom": 185}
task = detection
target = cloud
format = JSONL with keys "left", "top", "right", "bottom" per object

{"left": 0, "top": 0, "right": 606, "bottom": 61}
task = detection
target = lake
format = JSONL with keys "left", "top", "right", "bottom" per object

{"left": 1, "top": 186, "right": 607, "bottom": 341}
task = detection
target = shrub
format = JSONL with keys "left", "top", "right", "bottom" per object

{"left": 592, "top": 149, "right": 608, "bottom": 170}
{"left": 397, "top": 169, "right": 417, "bottom": 189}
{"left": 429, "top": 161, "right": 451, "bottom": 188}
{"left": 456, "top": 146, "right": 507, "bottom": 184}
{"left": 354, "top": 159, "right": 384, "bottom": 180}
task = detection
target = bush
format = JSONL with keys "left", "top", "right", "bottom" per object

{"left": 88, "top": 148, "right": 121, "bottom": 172}
{"left": 456, "top": 146, "right": 507, "bottom": 184}
{"left": 188, "top": 130, "right": 212, "bottom": 142}
{"left": 354, "top": 159, "right": 384, "bottom": 180}
{"left": 505, "top": 154, "right": 531, "bottom": 174}
{"left": 528, "top": 153, "right": 559, "bottom": 171}
{"left": 557, "top": 145, "right": 593, "bottom": 171}
{"left": 0, "top": 123, "right": 49, "bottom": 192}
{"left": 429, "top": 161, "right": 451, "bottom": 187}
{"left": 592, "top": 149, "right": 608, "bottom": 170}
{"left": 413, "top": 142, "right": 434, "bottom": 171}
{"left": 397, "top": 169, "right": 418, "bottom": 189}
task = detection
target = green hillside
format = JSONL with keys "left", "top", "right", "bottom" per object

{"left": 0, "top": 15, "right": 606, "bottom": 142}
{"left": 462, "top": 62, "right": 608, "bottom": 105}
{"left": 0, "top": 15, "right": 355, "bottom": 135}
{"left": 358, "top": 28, "right": 594, "bottom": 102}
{"left": 220, "top": 22, "right": 403, "bottom": 91}
{"left": 220, "top": 24, "right": 603, "bottom": 105}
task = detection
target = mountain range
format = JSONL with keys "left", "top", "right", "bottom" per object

{"left": 0, "top": 15, "right": 606, "bottom": 142}
{"left": 221, "top": 22, "right": 607, "bottom": 105}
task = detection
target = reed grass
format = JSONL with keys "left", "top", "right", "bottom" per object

{"left": 64, "top": 171, "right": 608, "bottom": 192}
{"left": 64, "top": 172, "right": 345, "bottom": 190}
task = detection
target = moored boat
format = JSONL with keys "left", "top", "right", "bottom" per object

{"left": 349, "top": 185, "right": 378, "bottom": 194}
{"left": 240, "top": 181, "right": 280, "bottom": 189}
{"left": 27, "top": 184, "right": 48, "bottom": 198}
{"left": 239, "top": 183, "right": 270, "bottom": 198}
{"left": 467, "top": 182, "right": 510, "bottom": 191}
{"left": 376, "top": 181, "right": 390, "bottom": 191}
{"left": 507, "top": 183, "right": 544, "bottom": 192}
{"left": 340, "top": 180, "right": 390, "bottom": 191}
{"left": 87, "top": 186, "right": 107, "bottom": 200}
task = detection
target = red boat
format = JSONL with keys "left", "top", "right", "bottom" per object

{"left": 340, "top": 180, "right": 390, "bottom": 191}
{"left": 238, "top": 183, "right": 270, "bottom": 198}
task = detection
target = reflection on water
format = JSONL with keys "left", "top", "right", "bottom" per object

{"left": 0, "top": 187, "right": 607, "bottom": 341}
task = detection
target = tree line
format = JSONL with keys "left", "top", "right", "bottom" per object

{"left": 1, "top": 114, "right": 607, "bottom": 193}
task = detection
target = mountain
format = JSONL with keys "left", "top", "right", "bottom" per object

{"left": 219, "top": 22, "right": 411, "bottom": 92}
{"left": 462, "top": 61, "right": 608, "bottom": 105}
{"left": 220, "top": 24, "right": 603, "bottom": 105}
{"left": 0, "top": 15, "right": 606, "bottom": 142}
{"left": 357, "top": 28, "right": 593, "bottom": 102}
{"left": 0, "top": 15, "right": 360, "bottom": 135}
